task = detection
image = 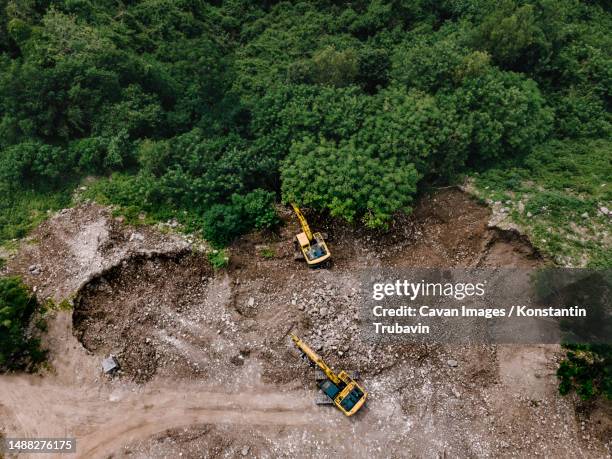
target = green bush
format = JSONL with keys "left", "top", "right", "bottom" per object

{"left": 207, "top": 249, "right": 230, "bottom": 270}
{"left": 202, "top": 201, "right": 247, "bottom": 247}
{"left": 237, "top": 189, "right": 281, "bottom": 231}
{"left": 0, "top": 141, "right": 74, "bottom": 189}
{"left": 0, "top": 276, "right": 45, "bottom": 371}
{"left": 558, "top": 344, "right": 612, "bottom": 401}
{"left": 391, "top": 37, "right": 468, "bottom": 92}
{"left": 451, "top": 68, "right": 554, "bottom": 163}
{"left": 552, "top": 90, "right": 611, "bottom": 139}
{"left": 203, "top": 190, "right": 279, "bottom": 247}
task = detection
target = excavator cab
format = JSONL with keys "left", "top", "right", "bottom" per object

{"left": 291, "top": 204, "right": 331, "bottom": 267}
{"left": 291, "top": 334, "right": 367, "bottom": 416}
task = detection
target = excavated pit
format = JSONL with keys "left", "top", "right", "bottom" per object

{"left": 73, "top": 253, "right": 216, "bottom": 383}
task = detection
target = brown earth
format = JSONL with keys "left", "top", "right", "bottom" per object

{"left": 0, "top": 189, "right": 610, "bottom": 458}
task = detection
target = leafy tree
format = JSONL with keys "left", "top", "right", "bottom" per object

{"left": 359, "top": 86, "right": 471, "bottom": 180}
{"left": 469, "top": 0, "right": 547, "bottom": 71}
{"left": 249, "top": 83, "right": 373, "bottom": 167}
{"left": 451, "top": 67, "right": 554, "bottom": 162}
{"left": 357, "top": 45, "right": 390, "bottom": 93}
{"left": 281, "top": 137, "right": 419, "bottom": 228}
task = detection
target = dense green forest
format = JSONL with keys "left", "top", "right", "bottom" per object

{"left": 0, "top": 0, "right": 610, "bottom": 396}
{"left": 0, "top": 0, "right": 609, "bottom": 248}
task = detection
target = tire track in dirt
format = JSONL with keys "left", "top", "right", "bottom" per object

{"left": 0, "top": 375, "right": 320, "bottom": 459}
{"left": 79, "top": 406, "right": 319, "bottom": 458}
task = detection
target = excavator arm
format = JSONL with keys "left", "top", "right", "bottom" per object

{"left": 291, "top": 334, "right": 340, "bottom": 385}
{"left": 291, "top": 203, "right": 313, "bottom": 242}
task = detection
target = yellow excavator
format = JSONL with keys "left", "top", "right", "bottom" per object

{"left": 291, "top": 204, "right": 331, "bottom": 267}
{"left": 291, "top": 334, "right": 367, "bottom": 416}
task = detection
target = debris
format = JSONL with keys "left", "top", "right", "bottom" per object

{"left": 130, "top": 232, "right": 145, "bottom": 242}
{"left": 102, "top": 355, "right": 119, "bottom": 374}
{"left": 447, "top": 359, "right": 458, "bottom": 368}
{"left": 28, "top": 264, "right": 41, "bottom": 275}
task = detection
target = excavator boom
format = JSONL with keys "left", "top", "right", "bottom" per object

{"left": 291, "top": 334, "right": 340, "bottom": 385}
{"left": 291, "top": 203, "right": 313, "bottom": 241}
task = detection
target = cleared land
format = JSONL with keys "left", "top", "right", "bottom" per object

{"left": 0, "top": 190, "right": 610, "bottom": 458}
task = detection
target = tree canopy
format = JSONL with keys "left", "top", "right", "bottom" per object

{"left": 0, "top": 0, "right": 609, "bottom": 244}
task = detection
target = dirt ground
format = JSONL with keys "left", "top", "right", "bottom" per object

{"left": 0, "top": 190, "right": 610, "bottom": 458}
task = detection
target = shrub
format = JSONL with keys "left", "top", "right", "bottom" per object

{"left": 0, "top": 276, "right": 45, "bottom": 371}
{"left": 207, "top": 249, "right": 230, "bottom": 270}
{"left": 202, "top": 201, "right": 247, "bottom": 247}
{"left": 391, "top": 37, "right": 468, "bottom": 92}
{"left": 0, "top": 141, "right": 75, "bottom": 189}
{"left": 202, "top": 190, "right": 279, "bottom": 247}
{"left": 558, "top": 344, "right": 611, "bottom": 401}
{"left": 236, "top": 189, "right": 280, "bottom": 231}
{"left": 451, "top": 68, "right": 554, "bottom": 163}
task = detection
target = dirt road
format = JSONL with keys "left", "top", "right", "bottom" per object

{"left": 1, "top": 375, "right": 322, "bottom": 458}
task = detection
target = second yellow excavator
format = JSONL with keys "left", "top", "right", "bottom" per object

{"left": 291, "top": 334, "right": 367, "bottom": 416}
{"left": 291, "top": 203, "right": 331, "bottom": 267}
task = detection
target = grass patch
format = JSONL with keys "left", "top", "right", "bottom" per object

{"left": 259, "top": 247, "right": 275, "bottom": 259}
{"left": 207, "top": 249, "right": 229, "bottom": 270}
{"left": 0, "top": 186, "right": 74, "bottom": 247}
{"left": 44, "top": 298, "right": 73, "bottom": 311}
{"left": 471, "top": 139, "right": 611, "bottom": 267}
{"left": 81, "top": 173, "right": 207, "bottom": 233}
